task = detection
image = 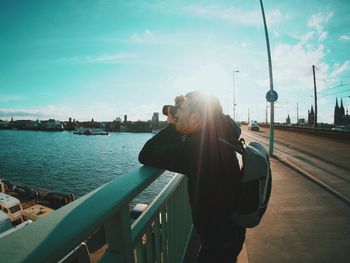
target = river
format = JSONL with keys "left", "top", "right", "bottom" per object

{"left": 0, "top": 130, "right": 172, "bottom": 205}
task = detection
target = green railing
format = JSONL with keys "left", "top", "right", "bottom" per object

{"left": 0, "top": 167, "right": 193, "bottom": 263}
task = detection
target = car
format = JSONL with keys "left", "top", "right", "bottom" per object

{"left": 41, "top": 191, "right": 75, "bottom": 209}
{"left": 248, "top": 121, "right": 260, "bottom": 132}
{"left": 0, "top": 193, "right": 24, "bottom": 223}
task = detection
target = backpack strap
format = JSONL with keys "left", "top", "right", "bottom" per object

{"left": 218, "top": 137, "right": 245, "bottom": 154}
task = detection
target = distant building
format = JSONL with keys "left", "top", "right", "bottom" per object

{"left": 11, "top": 120, "right": 34, "bottom": 129}
{"left": 124, "top": 115, "right": 127, "bottom": 123}
{"left": 0, "top": 120, "right": 9, "bottom": 129}
{"left": 120, "top": 124, "right": 128, "bottom": 132}
{"left": 308, "top": 105, "right": 315, "bottom": 125}
{"left": 152, "top": 112, "right": 159, "bottom": 130}
{"left": 64, "top": 118, "right": 75, "bottom": 130}
{"left": 285, "top": 114, "right": 291, "bottom": 125}
{"left": 104, "top": 120, "right": 121, "bottom": 131}
{"left": 40, "top": 119, "right": 64, "bottom": 130}
{"left": 78, "top": 120, "right": 101, "bottom": 128}
{"left": 127, "top": 121, "right": 152, "bottom": 132}
{"left": 334, "top": 98, "right": 350, "bottom": 125}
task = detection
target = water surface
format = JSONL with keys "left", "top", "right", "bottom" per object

{"left": 0, "top": 130, "right": 171, "bottom": 204}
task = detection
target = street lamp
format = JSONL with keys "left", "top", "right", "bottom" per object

{"left": 233, "top": 70, "right": 239, "bottom": 120}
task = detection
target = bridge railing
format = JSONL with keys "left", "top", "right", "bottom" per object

{"left": 0, "top": 167, "right": 193, "bottom": 263}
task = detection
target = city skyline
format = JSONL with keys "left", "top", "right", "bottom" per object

{"left": 1, "top": 0, "right": 350, "bottom": 123}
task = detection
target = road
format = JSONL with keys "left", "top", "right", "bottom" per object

{"left": 241, "top": 125, "right": 350, "bottom": 204}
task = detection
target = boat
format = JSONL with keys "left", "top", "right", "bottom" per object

{"left": 152, "top": 129, "right": 160, "bottom": 134}
{"left": 73, "top": 128, "right": 109, "bottom": 135}
{"left": 0, "top": 179, "right": 75, "bottom": 227}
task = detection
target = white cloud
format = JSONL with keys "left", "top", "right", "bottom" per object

{"left": 339, "top": 35, "right": 350, "bottom": 41}
{"left": 240, "top": 41, "right": 251, "bottom": 48}
{"left": 307, "top": 12, "right": 332, "bottom": 41}
{"left": 184, "top": 6, "right": 283, "bottom": 27}
{"left": 0, "top": 105, "right": 69, "bottom": 120}
{"left": 127, "top": 104, "right": 160, "bottom": 121}
{"left": 273, "top": 43, "right": 326, "bottom": 90}
{"left": 273, "top": 30, "right": 280, "bottom": 38}
{"left": 267, "top": 9, "right": 283, "bottom": 26}
{"left": 308, "top": 12, "right": 332, "bottom": 33}
{"left": 269, "top": 11, "right": 338, "bottom": 95}
{"left": 169, "top": 63, "right": 231, "bottom": 99}
{"left": 0, "top": 104, "right": 118, "bottom": 121}
{"left": 299, "top": 31, "right": 314, "bottom": 45}
{"left": 185, "top": 6, "right": 258, "bottom": 26}
{"left": 59, "top": 52, "right": 138, "bottom": 64}
{"left": 0, "top": 103, "right": 161, "bottom": 122}
{"left": 130, "top": 30, "right": 156, "bottom": 43}
{"left": 0, "top": 95, "right": 26, "bottom": 102}
{"left": 319, "top": 31, "right": 328, "bottom": 41}
{"left": 330, "top": 61, "right": 350, "bottom": 78}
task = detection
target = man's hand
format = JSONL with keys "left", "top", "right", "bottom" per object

{"left": 167, "top": 107, "right": 177, "bottom": 124}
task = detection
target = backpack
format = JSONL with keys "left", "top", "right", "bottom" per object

{"left": 220, "top": 138, "right": 272, "bottom": 228}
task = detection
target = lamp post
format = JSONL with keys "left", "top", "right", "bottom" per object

{"left": 233, "top": 70, "right": 239, "bottom": 120}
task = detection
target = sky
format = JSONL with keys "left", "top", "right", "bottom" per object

{"left": 0, "top": 0, "right": 350, "bottom": 124}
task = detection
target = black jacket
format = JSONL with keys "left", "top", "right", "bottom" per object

{"left": 139, "top": 124, "right": 241, "bottom": 237}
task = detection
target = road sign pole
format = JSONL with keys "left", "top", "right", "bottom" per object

{"left": 312, "top": 65, "right": 318, "bottom": 128}
{"left": 260, "top": 0, "right": 275, "bottom": 156}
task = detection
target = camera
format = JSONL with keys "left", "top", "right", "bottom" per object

{"left": 162, "top": 105, "right": 178, "bottom": 117}
{"left": 162, "top": 95, "right": 185, "bottom": 117}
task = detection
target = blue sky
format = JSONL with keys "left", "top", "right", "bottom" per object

{"left": 0, "top": 0, "right": 349, "bottom": 123}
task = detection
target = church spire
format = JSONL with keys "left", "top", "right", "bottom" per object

{"left": 340, "top": 98, "right": 345, "bottom": 116}
{"left": 334, "top": 98, "right": 339, "bottom": 125}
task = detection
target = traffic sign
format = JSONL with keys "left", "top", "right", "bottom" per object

{"left": 266, "top": 90, "right": 278, "bottom": 102}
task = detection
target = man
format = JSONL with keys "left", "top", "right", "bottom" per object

{"left": 139, "top": 91, "right": 245, "bottom": 262}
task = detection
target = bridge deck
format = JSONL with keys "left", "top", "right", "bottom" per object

{"left": 184, "top": 156, "right": 350, "bottom": 263}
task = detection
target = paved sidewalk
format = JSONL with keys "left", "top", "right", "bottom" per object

{"left": 242, "top": 157, "right": 350, "bottom": 263}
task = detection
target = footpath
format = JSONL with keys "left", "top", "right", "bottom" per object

{"left": 184, "top": 157, "right": 350, "bottom": 263}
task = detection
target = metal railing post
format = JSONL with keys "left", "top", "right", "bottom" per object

{"left": 104, "top": 205, "right": 133, "bottom": 262}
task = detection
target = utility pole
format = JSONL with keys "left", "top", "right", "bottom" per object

{"left": 312, "top": 65, "right": 318, "bottom": 128}
{"left": 266, "top": 101, "right": 268, "bottom": 123}
{"left": 248, "top": 108, "right": 250, "bottom": 123}
{"left": 297, "top": 102, "right": 299, "bottom": 125}
{"left": 233, "top": 70, "right": 239, "bottom": 120}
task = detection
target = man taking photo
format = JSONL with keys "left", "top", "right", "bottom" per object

{"left": 139, "top": 91, "right": 245, "bottom": 262}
